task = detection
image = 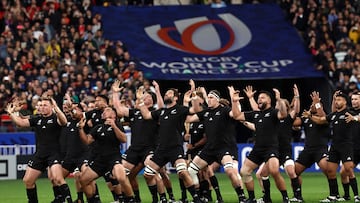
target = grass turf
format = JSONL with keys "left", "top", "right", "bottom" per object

{"left": 0, "top": 172, "right": 355, "bottom": 203}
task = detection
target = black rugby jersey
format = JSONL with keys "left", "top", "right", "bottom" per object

{"left": 326, "top": 109, "right": 354, "bottom": 147}
{"left": 244, "top": 108, "right": 280, "bottom": 149}
{"left": 278, "top": 115, "right": 295, "bottom": 150}
{"left": 151, "top": 104, "right": 189, "bottom": 148}
{"left": 301, "top": 117, "right": 329, "bottom": 149}
{"left": 63, "top": 117, "right": 89, "bottom": 158}
{"left": 127, "top": 108, "right": 159, "bottom": 149}
{"left": 89, "top": 123, "right": 124, "bottom": 157}
{"left": 196, "top": 105, "right": 237, "bottom": 150}
{"left": 29, "top": 113, "right": 62, "bottom": 156}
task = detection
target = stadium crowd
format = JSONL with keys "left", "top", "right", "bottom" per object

{"left": 0, "top": 0, "right": 360, "bottom": 129}
{"left": 281, "top": 0, "right": 360, "bottom": 95}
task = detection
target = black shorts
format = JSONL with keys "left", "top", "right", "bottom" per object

{"left": 198, "top": 146, "right": 237, "bottom": 165}
{"left": 247, "top": 147, "right": 279, "bottom": 166}
{"left": 186, "top": 147, "right": 203, "bottom": 160}
{"left": 354, "top": 150, "right": 360, "bottom": 165}
{"left": 295, "top": 147, "right": 328, "bottom": 168}
{"left": 88, "top": 154, "right": 122, "bottom": 177}
{"left": 279, "top": 147, "right": 292, "bottom": 166}
{"left": 151, "top": 146, "right": 185, "bottom": 167}
{"left": 327, "top": 145, "right": 354, "bottom": 164}
{"left": 122, "top": 146, "right": 155, "bottom": 166}
{"left": 28, "top": 153, "right": 62, "bottom": 172}
{"left": 62, "top": 155, "right": 89, "bottom": 173}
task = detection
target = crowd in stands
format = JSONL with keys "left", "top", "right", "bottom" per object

{"left": 0, "top": 0, "right": 147, "bottom": 125}
{"left": 281, "top": 0, "right": 360, "bottom": 95}
{"left": 0, "top": 0, "right": 360, "bottom": 131}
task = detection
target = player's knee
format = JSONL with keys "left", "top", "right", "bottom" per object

{"left": 240, "top": 166, "right": 253, "bottom": 183}
{"left": 284, "top": 159, "right": 295, "bottom": 168}
{"left": 188, "top": 162, "right": 200, "bottom": 185}
{"left": 223, "top": 162, "right": 234, "bottom": 170}
{"left": 176, "top": 162, "right": 188, "bottom": 174}
{"left": 144, "top": 165, "right": 157, "bottom": 178}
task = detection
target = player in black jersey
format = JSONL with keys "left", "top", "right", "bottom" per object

{"left": 138, "top": 87, "right": 203, "bottom": 203}
{"left": 185, "top": 88, "right": 246, "bottom": 203}
{"left": 231, "top": 86, "right": 290, "bottom": 203}
{"left": 78, "top": 106, "right": 135, "bottom": 203}
{"left": 339, "top": 92, "right": 360, "bottom": 202}
{"left": 84, "top": 94, "right": 121, "bottom": 202}
{"left": 6, "top": 97, "right": 73, "bottom": 203}
{"left": 60, "top": 97, "right": 91, "bottom": 203}
{"left": 292, "top": 91, "right": 330, "bottom": 202}
{"left": 112, "top": 80, "right": 170, "bottom": 203}
{"left": 181, "top": 88, "right": 211, "bottom": 203}
{"left": 309, "top": 91, "right": 358, "bottom": 203}
{"left": 242, "top": 85, "right": 300, "bottom": 203}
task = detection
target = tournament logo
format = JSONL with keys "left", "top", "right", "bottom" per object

{"left": 144, "top": 13, "right": 251, "bottom": 55}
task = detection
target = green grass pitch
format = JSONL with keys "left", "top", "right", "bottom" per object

{"left": 0, "top": 172, "right": 356, "bottom": 202}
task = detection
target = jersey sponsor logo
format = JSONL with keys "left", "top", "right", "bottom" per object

{"left": 95, "top": 118, "right": 100, "bottom": 122}
{"left": 107, "top": 127, "right": 112, "bottom": 131}
{"left": 270, "top": 153, "right": 275, "bottom": 157}
{"left": 171, "top": 109, "right": 177, "bottom": 114}
{"left": 209, "top": 117, "right": 213, "bottom": 121}
{"left": 347, "top": 157, "right": 352, "bottom": 161}
{"left": 130, "top": 118, "right": 134, "bottom": 121}
{"left": 70, "top": 128, "right": 74, "bottom": 132}
{"left": 42, "top": 126, "right": 46, "bottom": 129}
{"left": 258, "top": 119, "right": 262, "bottom": 123}
{"left": 215, "top": 111, "right": 221, "bottom": 115}
{"left": 264, "top": 113, "right": 270, "bottom": 117}
{"left": 101, "top": 132, "right": 105, "bottom": 136}
{"left": 309, "top": 124, "right": 313, "bottom": 127}
{"left": 47, "top": 119, "right": 54, "bottom": 124}
{"left": 144, "top": 13, "right": 251, "bottom": 55}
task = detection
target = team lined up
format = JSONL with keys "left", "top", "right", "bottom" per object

{"left": 4, "top": 80, "right": 360, "bottom": 203}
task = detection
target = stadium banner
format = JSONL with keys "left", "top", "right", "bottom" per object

{"left": 93, "top": 4, "right": 323, "bottom": 80}
{"left": 0, "top": 155, "right": 16, "bottom": 180}
{"left": 237, "top": 143, "right": 360, "bottom": 172}
{"left": 16, "top": 155, "right": 47, "bottom": 179}
{"left": 0, "top": 132, "right": 35, "bottom": 145}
